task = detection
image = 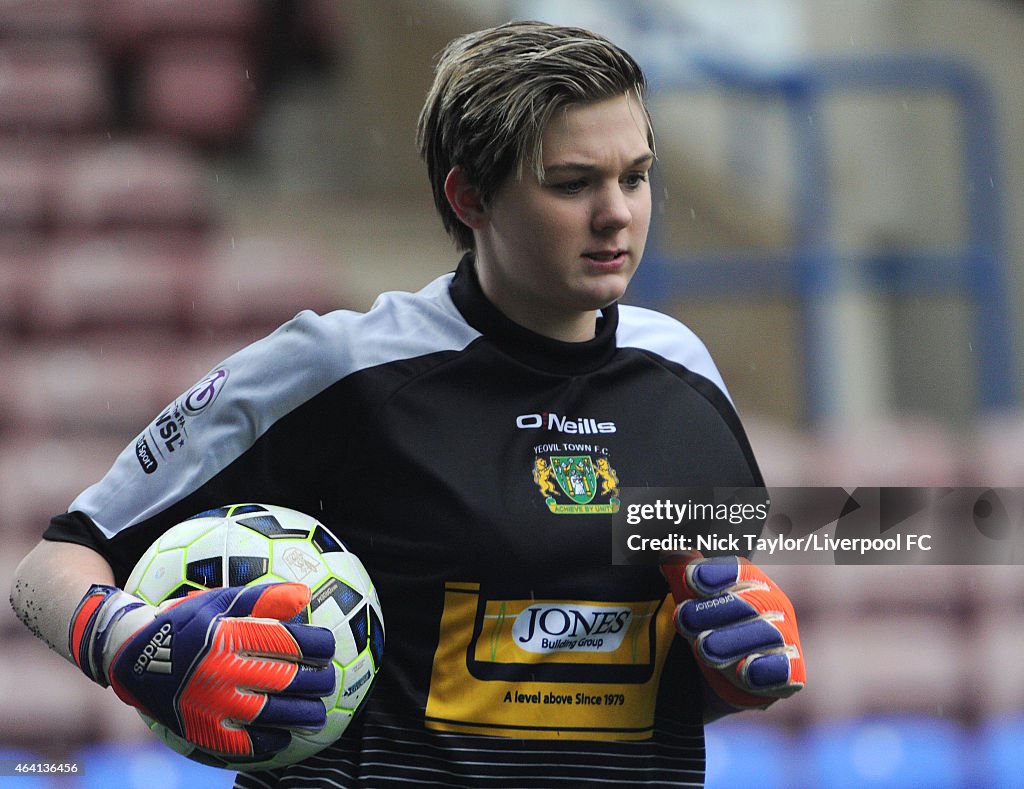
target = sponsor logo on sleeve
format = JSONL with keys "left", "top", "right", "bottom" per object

{"left": 135, "top": 368, "right": 229, "bottom": 474}
{"left": 181, "top": 368, "right": 228, "bottom": 416}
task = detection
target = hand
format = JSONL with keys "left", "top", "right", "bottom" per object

{"left": 661, "top": 555, "right": 805, "bottom": 711}
{"left": 70, "top": 582, "right": 336, "bottom": 762}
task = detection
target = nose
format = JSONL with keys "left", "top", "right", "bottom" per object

{"left": 592, "top": 182, "right": 632, "bottom": 233}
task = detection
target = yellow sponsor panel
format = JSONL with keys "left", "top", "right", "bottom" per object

{"left": 425, "top": 582, "right": 677, "bottom": 740}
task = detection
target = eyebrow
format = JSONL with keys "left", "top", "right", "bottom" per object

{"left": 543, "top": 152, "right": 655, "bottom": 177}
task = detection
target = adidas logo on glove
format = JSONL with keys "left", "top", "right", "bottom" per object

{"left": 133, "top": 622, "right": 173, "bottom": 676}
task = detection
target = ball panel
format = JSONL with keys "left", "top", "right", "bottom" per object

{"left": 311, "top": 524, "right": 347, "bottom": 553}
{"left": 349, "top": 605, "right": 370, "bottom": 655}
{"left": 323, "top": 551, "right": 371, "bottom": 593}
{"left": 227, "top": 555, "right": 270, "bottom": 586}
{"left": 272, "top": 544, "right": 329, "bottom": 588}
{"left": 330, "top": 618, "right": 360, "bottom": 666}
{"left": 131, "top": 547, "right": 187, "bottom": 605}
{"left": 368, "top": 605, "right": 385, "bottom": 670}
{"left": 236, "top": 514, "right": 311, "bottom": 540}
{"left": 311, "top": 576, "right": 364, "bottom": 618}
{"left": 157, "top": 517, "right": 222, "bottom": 550}
{"left": 185, "top": 556, "right": 223, "bottom": 588}
{"left": 336, "top": 653, "right": 376, "bottom": 713}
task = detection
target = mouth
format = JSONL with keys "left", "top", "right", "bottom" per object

{"left": 582, "top": 249, "right": 628, "bottom": 268}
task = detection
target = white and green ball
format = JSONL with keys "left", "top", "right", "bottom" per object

{"left": 124, "top": 503, "right": 384, "bottom": 771}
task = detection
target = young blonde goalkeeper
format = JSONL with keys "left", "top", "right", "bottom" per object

{"left": 11, "top": 20, "right": 804, "bottom": 787}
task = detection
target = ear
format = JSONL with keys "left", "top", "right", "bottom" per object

{"left": 443, "top": 166, "right": 488, "bottom": 230}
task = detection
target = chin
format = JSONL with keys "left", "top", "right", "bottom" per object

{"left": 583, "top": 279, "right": 631, "bottom": 309}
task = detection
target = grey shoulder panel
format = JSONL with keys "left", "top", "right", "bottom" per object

{"left": 616, "top": 304, "right": 733, "bottom": 403}
{"left": 72, "top": 273, "right": 480, "bottom": 537}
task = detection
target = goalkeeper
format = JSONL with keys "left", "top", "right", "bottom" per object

{"left": 10, "top": 19, "right": 804, "bottom": 787}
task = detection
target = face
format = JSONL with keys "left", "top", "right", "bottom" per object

{"left": 472, "top": 93, "right": 654, "bottom": 342}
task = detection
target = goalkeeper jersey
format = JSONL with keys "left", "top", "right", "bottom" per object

{"left": 45, "top": 254, "right": 762, "bottom": 788}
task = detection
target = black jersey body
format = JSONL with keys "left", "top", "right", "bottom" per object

{"left": 46, "top": 254, "right": 762, "bottom": 787}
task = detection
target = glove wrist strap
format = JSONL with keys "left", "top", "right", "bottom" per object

{"left": 69, "top": 584, "right": 146, "bottom": 687}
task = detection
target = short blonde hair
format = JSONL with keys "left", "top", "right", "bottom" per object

{"left": 416, "top": 20, "right": 654, "bottom": 250}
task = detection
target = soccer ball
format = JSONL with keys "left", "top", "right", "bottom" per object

{"left": 123, "top": 503, "right": 385, "bottom": 771}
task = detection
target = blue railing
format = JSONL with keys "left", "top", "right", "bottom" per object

{"left": 633, "top": 54, "right": 1015, "bottom": 423}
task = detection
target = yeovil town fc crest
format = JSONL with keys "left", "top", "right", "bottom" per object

{"left": 532, "top": 452, "right": 620, "bottom": 514}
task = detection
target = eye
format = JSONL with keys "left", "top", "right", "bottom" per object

{"left": 555, "top": 179, "right": 587, "bottom": 195}
{"left": 623, "top": 171, "right": 649, "bottom": 190}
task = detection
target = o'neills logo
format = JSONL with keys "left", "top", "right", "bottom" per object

{"left": 516, "top": 412, "right": 616, "bottom": 435}
{"left": 512, "top": 604, "right": 632, "bottom": 653}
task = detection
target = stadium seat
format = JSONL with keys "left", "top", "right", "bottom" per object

{"left": 968, "top": 413, "right": 1024, "bottom": 486}
{"left": 966, "top": 562, "right": 1024, "bottom": 614}
{"left": 792, "top": 611, "right": 969, "bottom": 723}
{"left": 743, "top": 417, "right": 818, "bottom": 487}
{"left": 191, "top": 234, "right": 343, "bottom": 329}
{"left": 704, "top": 720, "right": 797, "bottom": 789}
{"left": 0, "top": 537, "right": 36, "bottom": 640}
{"left": 0, "top": 433, "right": 127, "bottom": 538}
{"left": 0, "top": 247, "right": 33, "bottom": 329}
{"left": 810, "top": 418, "right": 959, "bottom": 487}
{"left": 803, "top": 564, "right": 972, "bottom": 615}
{"left": 0, "top": 340, "right": 180, "bottom": 432}
{"left": 972, "top": 607, "right": 1024, "bottom": 720}
{"left": 25, "top": 235, "right": 203, "bottom": 334}
{"left": 136, "top": 40, "right": 258, "bottom": 145}
{"left": 0, "top": 330, "right": 256, "bottom": 434}
{"left": 746, "top": 565, "right": 972, "bottom": 626}
{"left": 0, "top": 0, "right": 96, "bottom": 40}
{"left": 0, "top": 640, "right": 110, "bottom": 748}
{"left": 96, "top": 0, "right": 265, "bottom": 59}
{"left": 802, "top": 715, "right": 969, "bottom": 789}
{"left": 53, "top": 138, "right": 215, "bottom": 230}
{"left": 0, "top": 139, "right": 57, "bottom": 231}
{"left": 0, "top": 41, "right": 110, "bottom": 132}
{"left": 73, "top": 740, "right": 237, "bottom": 789}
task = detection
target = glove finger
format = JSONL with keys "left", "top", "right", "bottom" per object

{"left": 281, "top": 622, "right": 335, "bottom": 666}
{"left": 226, "top": 618, "right": 307, "bottom": 666}
{"left": 697, "top": 618, "right": 784, "bottom": 667}
{"left": 189, "top": 726, "right": 293, "bottom": 764}
{"left": 742, "top": 652, "right": 793, "bottom": 691}
{"left": 179, "top": 619, "right": 306, "bottom": 754}
{"left": 276, "top": 662, "right": 336, "bottom": 698}
{"left": 687, "top": 557, "right": 743, "bottom": 595}
{"left": 675, "top": 594, "right": 758, "bottom": 637}
{"left": 244, "top": 727, "right": 292, "bottom": 763}
{"left": 228, "top": 582, "right": 312, "bottom": 622}
{"left": 253, "top": 694, "right": 328, "bottom": 731}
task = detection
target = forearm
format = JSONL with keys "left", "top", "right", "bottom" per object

{"left": 9, "top": 539, "right": 116, "bottom": 662}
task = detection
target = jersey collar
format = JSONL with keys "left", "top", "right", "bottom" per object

{"left": 449, "top": 253, "right": 619, "bottom": 375}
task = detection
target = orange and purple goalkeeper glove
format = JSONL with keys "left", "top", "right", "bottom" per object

{"left": 662, "top": 555, "right": 805, "bottom": 711}
{"left": 70, "top": 582, "right": 335, "bottom": 762}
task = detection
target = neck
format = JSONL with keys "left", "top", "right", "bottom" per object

{"left": 449, "top": 254, "right": 620, "bottom": 375}
{"left": 474, "top": 266, "right": 599, "bottom": 344}
{"left": 496, "top": 303, "right": 599, "bottom": 343}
